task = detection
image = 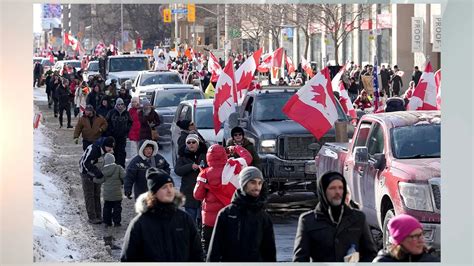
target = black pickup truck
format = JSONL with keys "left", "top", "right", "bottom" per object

{"left": 227, "top": 87, "right": 353, "bottom": 193}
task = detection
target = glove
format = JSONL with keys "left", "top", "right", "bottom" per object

{"left": 74, "top": 138, "right": 79, "bottom": 144}
{"left": 124, "top": 191, "right": 132, "bottom": 199}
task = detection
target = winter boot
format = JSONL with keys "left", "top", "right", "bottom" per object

{"left": 103, "top": 236, "right": 121, "bottom": 250}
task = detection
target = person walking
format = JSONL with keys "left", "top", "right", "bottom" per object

{"left": 138, "top": 98, "right": 161, "bottom": 142}
{"left": 74, "top": 81, "right": 89, "bottom": 117}
{"left": 79, "top": 136, "right": 115, "bottom": 224}
{"left": 174, "top": 134, "right": 207, "bottom": 224}
{"left": 120, "top": 168, "right": 203, "bottom": 262}
{"left": 73, "top": 104, "right": 108, "bottom": 150}
{"left": 373, "top": 214, "right": 439, "bottom": 262}
{"left": 380, "top": 65, "right": 391, "bottom": 97}
{"left": 33, "top": 61, "right": 44, "bottom": 88}
{"left": 124, "top": 140, "right": 170, "bottom": 200}
{"left": 93, "top": 153, "right": 125, "bottom": 227}
{"left": 127, "top": 97, "right": 141, "bottom": 158}
{"left": 411, "top": 66, "right": 423, "bottom": 87}
{"left": 86, "top": 84, "right": 105, "bottom": 111}
{"left": 95, "top": 95, "right": 113, "bottom": 119}
{"left": 207, "top": 166, "right": 276, "bottom": 262}
{"left": 55, "top": 78, "right": 73, "bottom": 128}
{"left": 105, "top": 98, "right": 133, "bottom": 167}
{"left": 193, "top": 144, "right": 253, "bottom": 254}
{"left": 226, "top": 126, "right": 261, "bottom": 169}
{"left": 292, "top": 172, "right": 377, "bottom": 262}
{"left": 390, "top": 65, "right": 403, "bottom": 96}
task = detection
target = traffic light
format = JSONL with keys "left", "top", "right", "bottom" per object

{"left": 187, "top": 4, "right": 195, "bottom": 22}
{"left": 163, "top": 8, "right": 172, "bottom": 23}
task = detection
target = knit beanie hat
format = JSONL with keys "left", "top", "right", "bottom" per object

{"left": 85, "top": 104, "right": 94, "bottom": 112}
{"left": 146, "top": 168, "right": 174, "bottom": 193}
{"left": 104, "top": 153, "right": 115, "bottom": 165}
{"left": 239, "top": 166, "right": 264, "bottom": 191}
{"left": 320, "top": 172, "right": 344, "bottom": 195}
{"left": 388, "top": 214, "right": 423, "bottom": 245}
{"left": 231, "top": 126, "right": 244, "bottom": 137}
{"left": 102, "top": 136, "right": 115, "bottom": 149}
{"left": 115, "top": 97, "right": 124, "bottom": 105}
{"left": 186, "top": 134, "right": 200, "bottom": 144}
{"left": 141, "top": 98, "right": 151, "bottom": 107}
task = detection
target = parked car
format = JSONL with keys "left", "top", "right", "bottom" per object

{"left": 315, "top": 111, "right": 441, "bottom": 253}
{"left": 82, "top": 60, "right": 99, "bottom": 80}
{"left": 140, "top": 87, "right": 205, "bottom": 143}
{"left": 106, "top": 54, "right": 150, "bottom": 88}
{"left": 227, "top": 86, "right": 353, "bottom": 193}
{"left": 131, "top": 70, "right": 184, "bottom": 98}
{"left": 53, "top": 60, "right": 81, "bottom": 72}
{"left": 170, "top": 99, "right": 224, "bottom": 166}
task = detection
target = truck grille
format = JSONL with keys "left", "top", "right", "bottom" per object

{"left": 431, "top": 183, "right": 441, "bottom": 210}
{"left": 278, "top": 135, "right": 330, "bottom": 160}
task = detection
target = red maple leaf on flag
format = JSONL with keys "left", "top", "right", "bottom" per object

{"left": 216, "top": 83, "right": 232, "bottom": 109}
{"left": 311, "top": 84, "right": 327, "bottom": 108}
{"left": 237, "top": 71, "right": 254, "bottom": 91}
{"left": 412, "top": 79, "right": 428, "bottom": 99}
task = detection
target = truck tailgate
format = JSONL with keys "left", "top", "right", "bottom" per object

{"left": 315, "top": 142, "right": 349, "bottom": 179}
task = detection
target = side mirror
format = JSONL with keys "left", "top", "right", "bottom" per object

{"left": 354, "top": 147, "right": 369, "bottom": 164}
{"left": 228, "top": 112, "right": 239, "bottom": 128}
{"left": 372, "top": 153, "right": 386, "bottom": 170}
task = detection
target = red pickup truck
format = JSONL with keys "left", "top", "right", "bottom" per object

{"left": 315, "top": 111, "right": 440, "bottom": 252}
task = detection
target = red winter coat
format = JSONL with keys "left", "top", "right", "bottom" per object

{"left": 193, "top": 144, "right": 252, "bottom": 227}
{"left": 128, "top": 107, "right": 140, "bottom": 141}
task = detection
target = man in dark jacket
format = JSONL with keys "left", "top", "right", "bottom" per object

{"left": 292, "top": 172, "right": 377, "bottom": 262}
{"left": 174, "top": 134, "right": 207, "bottom": 224}
{"left": 124, "top": 140, "right": 170, "bottom": 200}
{"left": 390, "top": 65, "right": 403, "bottom": 96}
{"left": 121, "top": 168, "right": 203, "bottom": 262}
{"left": 34, "top": 62, "right": 44, "bottom": 87}
{"left": 379, "top": 65, "right": 391, "bottom": 97}
{"left": 226, "top": 126, "right": 261, "bottom": 169}
{"left": 86, "top": 84, "right": 104, "bottom": 111}
{"left": 105, "top": 97, "right": 133, "bottom": 167}
{"left": 55, "top": 78, "right": 73, "bottom": 128}
{"left": 79, "top": 136, "right": 115, "bottom": 224}
{"left": 207, "top": 166, "right": 276, "bottom": 262}
{"left": 411, "top": 66, "right": 422, "bottom": 87}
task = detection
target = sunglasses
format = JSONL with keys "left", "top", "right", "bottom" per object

{"left": 233, "top": 133, "right": 242, "bottom": 137}
{"left": 117, "top": 103, "right": 124, "bottom": 106}
{"left": 186, "top": 141, "right": 197, "bottom": 144}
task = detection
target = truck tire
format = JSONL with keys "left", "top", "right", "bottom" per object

{"left": 382, "top": 209, "right": 395, "bottom": 249}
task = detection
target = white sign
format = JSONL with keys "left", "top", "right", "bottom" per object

{"left": 432, "top": 15, "right": 441, "bottom": 52}
{"left": 411, "top": 17, "right": 424, "bottom": 53}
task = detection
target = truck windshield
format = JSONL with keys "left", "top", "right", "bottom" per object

{"left": 391, "top": 124, "right": 440, "bottom": 159}
{"left": 254, "top": 93, "right": 348, "bottom": 121}
{"left": 66, "top": 61, "right": 81, "bottom": 69}
{"left": 140, "top": 73, "right": 182, "bottom": 86}
{"left": 154, "top": 90, "right": 204, "bottom": 108}
{"left": 88, "top": 62, "right": 99, "bottom": 71}
{"left": 195, "top": 106, "right": 223, "bottom": 129}
{"left": 109, "top": 57, "right": 149, "bottom": 72}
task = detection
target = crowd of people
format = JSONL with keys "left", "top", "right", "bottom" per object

{"left": 35, "top": 47, "right": 438, "bottom": 262}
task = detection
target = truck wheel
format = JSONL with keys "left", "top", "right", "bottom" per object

{"left": 382, "top": 209, "right": 395, "bottom": 249}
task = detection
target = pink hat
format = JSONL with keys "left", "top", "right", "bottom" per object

{"left": 388, "top": 214, "right": 423, "bottom": 245}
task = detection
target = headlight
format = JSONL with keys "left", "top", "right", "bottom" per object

{"left": 260, "top": 139, "right": 276, "bottom": 153}
{"left": 398, "top": 182, "right": 433, "bottom": 212}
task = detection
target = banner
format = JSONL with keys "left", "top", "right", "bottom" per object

{"left": 432, "top": 15, "right": 441, "bottom": 52}
{"left": 411, "top": 17, "right": 424, "bottom": 53}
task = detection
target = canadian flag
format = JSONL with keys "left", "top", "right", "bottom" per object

{"left": 235, "top": 48, "right": 262, "bottom": 100}
{"left": 95, "top": 42, "right": 106, "bottom": 56}
{"left": 213, "top": 58, "right": 237, "bottom": 134}
{"left": 282, "top": 67, "right": 339, "bottom": 140}
{"left": 286, "top": 54, "right": 296, "bottom": 75}
{"left": 407, "top": 62, "right": 438, "bottom": 111}
{"left": 222, "top": 157, "right": 249, "bottom": 189}
{"left": 64, "top": 33, "right": 79, "bottom": 51}
{"left": 331, "top": 64, "right": 356, "bottom": 119}
{"left": 208, "top": 51, "right": 222, "bottom": 83}
{"left": 301, "top": 56, "right": 314, "bottom": 78}
{"left": 272, "top": 47, "right": 284, "bottom": 68}
{"left": 257, "top": 53, "right": 272, "bottom": 73}
{"left": 434, "top": 69, "right": 441, "bottom": 110}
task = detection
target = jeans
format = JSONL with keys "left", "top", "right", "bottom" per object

{"left": 58, "top": 103, "right": 71, "bottom": 127}
{"left": 103, "top": 200, "right": 122, "bottom": 226}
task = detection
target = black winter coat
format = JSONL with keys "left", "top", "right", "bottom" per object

{"left": 105, "top": 108, "right": 133, "bottom": 139}
{"left": 86, "top": 91, "right": 105, "bottom": 110}
{"left": 292, "top": 205, "right": 377, "bottom": 262}
{"left": 207, "top": 189, "right": 277, "bottom": 262}
{"left": 120, "top": 194, "right": 203, "bottom": 262}
{"left": 124, "top": 140, "right": 171, "bottom": 199}
{"left": 373, "top": 249, "right": 440, "bottom": 262}
{"left": 79, "top": 143, "right": 106, "bottom": 178}
{"left": 55, "top": 85, "right": 71, "bottom": 107}
{"left": 174, "top": 146, "right": 206, "bottom": 209}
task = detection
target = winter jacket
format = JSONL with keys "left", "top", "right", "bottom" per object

{"left": 73, "top": 114, "right": 108, "bottom": 142}
{"left": 207, "top": 188, "right": 276, "bottom": 262}
{"left": 93, "top": 162, "right": 125, "bottom": 201}
{"left": 226, "top": 137, "right": 261, "bottom": 170}
{"left": 372, "top": 249, "right": 440, "bottom": 262}
{"left": 118, "top": 92, "right": 132, "bottom": 107}
{"left": 95, "top": 96, "right": 112, "bottom": 119}
{"left": 412, "top": 70, "right": 423, "bottom": 87}
{"left": 292, "top": 173, "right": 377, "bottom": 262}
{"left": 105, "top": 107, "right": 133, "bottom": 140}
{"left": 138, "top": 109, "right": 161, "bottom": 140}
{"left": 128, "top": 107, "right": 141, "bottom": 141}
{"left": 124, "top": 140, "right": 171, "bottom": 199}
{"left": 86, "top": 90, "right": 105, "bottom": 110}
{"left": 120, "top": 193, "right": 203, "bottom": 262}
{"left": 390, "top": 75, "right": 403, "bottom": 93}
{"left": 79, "top": 143, "right": 106, "bottom": 178}
{"left": 74, "top": 86, "right": 88, "bottom": 109}
{"left": 193, "top": 145, "right": 252, "bottom": 227}
{"left": 174, "top": 146, "right": 207, "bottom": 209}
{"left": 55, "top": 84, "right": 71, "bottom": 107}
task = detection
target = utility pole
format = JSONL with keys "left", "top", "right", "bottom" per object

{"left": 175, "top": 3, "right": 179, "bottom": 51}
{"left": 121, "top": 3, "right": 124, "bottom": 52}
{"left": 224, "top": 4, "right": 229, "bottom": 61}
{"left": 216, "top": 5, "right": 220, "bottom": 50}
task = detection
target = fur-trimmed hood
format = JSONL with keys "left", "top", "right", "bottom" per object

{"left": 138, "top": 140, "right": 159, "bottom": 160}
{"left": 135, "top": 191, "right": 186, "bottom": 214}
